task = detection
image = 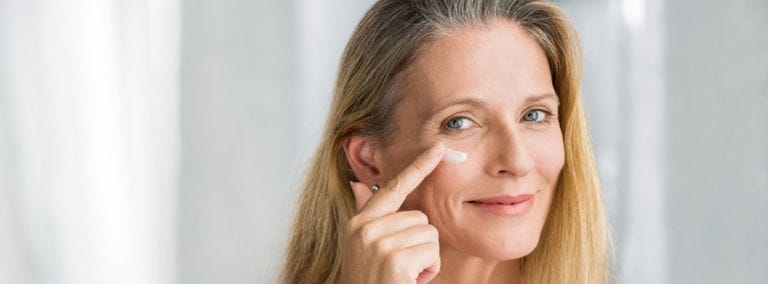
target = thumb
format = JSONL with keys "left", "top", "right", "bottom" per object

{"left": 350, "top": 181, "right": 374, "bottom": 212}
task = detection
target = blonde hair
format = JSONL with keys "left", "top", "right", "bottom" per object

{"left": 281, "top": 0, "right": 614, "bottom": 283}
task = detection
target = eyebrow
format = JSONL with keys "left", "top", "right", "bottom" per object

{"left": 526, "top": 93, "right": 560, "bottom": 105}
{"left": 426, "top": 93, "right": 559, "bottom": 119}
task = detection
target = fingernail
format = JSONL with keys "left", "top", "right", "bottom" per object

{"left": 428, "top": 142, "right": 444, "bottom": 158}
{"left": 443, "top": 147, "right": 467, "bottom": 163}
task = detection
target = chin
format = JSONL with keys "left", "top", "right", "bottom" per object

{"left": 488, "top": 236, "right": 540, "bottom": 260}
{"left": 451, "top": 226, "right": 544, "bottom": 260}
{"left": 497, "top": 236, "right": 541, "bottom": 259}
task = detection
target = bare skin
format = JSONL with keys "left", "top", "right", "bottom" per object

{"left": 343, "top": 19, "right": 565, "bottom": 283}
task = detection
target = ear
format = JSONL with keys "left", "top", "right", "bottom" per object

{"left": 343, "top": 135, "right": 386, "bottom": 211}
{"left": 342, "top": 135, "right": 384, "bottom": 185}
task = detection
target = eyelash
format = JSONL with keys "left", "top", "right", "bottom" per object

{"left": 440, "top": 109, "right": 557, "bottom": 134}
{"left": 525, "top": 109, "right": 557, "bottom": 127}
{"left": 441, "top": 116, "right": 474, "bottom": 134}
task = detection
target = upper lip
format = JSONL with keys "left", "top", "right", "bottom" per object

{"left": 466, "top": 194, "right": 534, "bottom": 205}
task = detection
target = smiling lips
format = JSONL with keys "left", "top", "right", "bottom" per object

{"left": 466, "top": 194, "right": 535, "bottom": 216}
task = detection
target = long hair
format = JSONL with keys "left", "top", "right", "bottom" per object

{"left": 281, "top": 0, "right": 614, "bottom": 283}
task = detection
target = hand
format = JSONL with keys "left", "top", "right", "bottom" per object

{"left": 342, "top": 142, "right": 445, "bottom": 284}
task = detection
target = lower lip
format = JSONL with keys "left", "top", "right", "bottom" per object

{"left": 466, "top": 197, "right": 535, "bottom": 216}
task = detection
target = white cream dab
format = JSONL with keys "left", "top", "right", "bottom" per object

{"left": 442, "top": 147, "right": 467, "bottom": 164}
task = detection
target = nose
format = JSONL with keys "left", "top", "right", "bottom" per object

{"left": 486, "top": 125, "right": 534, "bottom": 177}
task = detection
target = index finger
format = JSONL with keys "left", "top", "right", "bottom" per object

{"left": 359, "top": 142, "right": 445, "bottom": 217}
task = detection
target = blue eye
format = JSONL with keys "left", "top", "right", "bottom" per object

{"left": 444, "top": 117, "right": 473, "bottom": 132}
{"left": 523, "top": 109, "right": 547, "bottom": 122}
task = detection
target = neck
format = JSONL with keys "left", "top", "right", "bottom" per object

{"left": 430, "top": 244, "right": 522, "bottom": 284}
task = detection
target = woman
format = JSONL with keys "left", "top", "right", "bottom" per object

{"left": 281, "top": 0, "right": 613, "bottom": 283}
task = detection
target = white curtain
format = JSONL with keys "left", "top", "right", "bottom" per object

{"left": 0, "top": 0, "right": 178, "bottom": 283}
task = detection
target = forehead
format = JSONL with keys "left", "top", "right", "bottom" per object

{"left": 397, "top": 19, "right": 554, "bottom": 116}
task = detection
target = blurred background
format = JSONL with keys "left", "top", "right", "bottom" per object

{"left": 0, "top": 0, "right": 766, "bottom": 283}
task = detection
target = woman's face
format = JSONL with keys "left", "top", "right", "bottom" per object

{"left": 377, "top": 19, "right": 564, "bottom": 260}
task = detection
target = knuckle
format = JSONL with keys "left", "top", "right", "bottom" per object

{"left": 346, "top": 216, "right": 362, "bottom": 235}
{"left": 373, "top": 237, "right": 392, "bottom": 255}
{"left": 425, "top": 224, "right": 439, "bottom": 239}
{"left": 411, "top": 159, "right": 427, "bottom": 173}
{"left": 385, "top": 177, "right": 402, "bottom": 191}
{"left": 402, "top": 210, "right": 428, "bottom": 224}
{"left": 429, "top": 242, "right": 441, "bottom": 254}
{"left": 413, "top": 211, "right": 429, "bottom": 223}
{"left": 383, "top": 250, "right": 406, "bottom": 271}
{"left": 358, "top": 222, "right": 378, "bottom": 244}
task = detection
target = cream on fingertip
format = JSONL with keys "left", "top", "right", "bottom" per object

{"left": 442, "top": 147, "right": 467, "bottom": 163}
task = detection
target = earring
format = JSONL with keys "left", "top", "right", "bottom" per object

{"left": 371, "top": 184, "right": 380, "bottom": 192}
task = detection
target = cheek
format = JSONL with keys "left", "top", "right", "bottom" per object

{"left": 531, "top": 132, "right": 565, "bottom": 180}
{"left": 401, "top": 161, "right": 475, "bottom": 222}
{"left": 426, "top": 163, "right": 475, "bottom": 197}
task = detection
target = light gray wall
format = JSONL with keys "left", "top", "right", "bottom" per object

{"left": 562, "top": 0, "right": 768, "bottom": 282}
{"left": 665, "top": 0, "right": 768, "bottom": 282}
{"left": 179, "top": 0, "right": 372, "bottom": 282}
{"left": 179, "top": 0, "right": 297, "bottom": 283}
